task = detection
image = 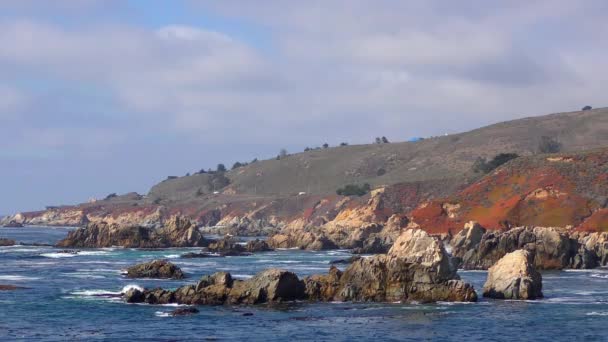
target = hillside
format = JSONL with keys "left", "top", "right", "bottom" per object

{"left": 3, "top": 107, "right": 608, "bottom": 235}
{"left": 147, "top": 107, "right": 608, "bottom": 202}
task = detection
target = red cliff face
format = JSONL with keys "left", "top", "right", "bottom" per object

{"left": 410, "top": 150, "right": 608, "bottom": 234}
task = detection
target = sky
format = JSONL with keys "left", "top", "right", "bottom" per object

{"left": 1, "top": 0, "right": 607, "bottom": 214}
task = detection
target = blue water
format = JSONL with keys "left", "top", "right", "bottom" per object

{"left": 1, "top": 227, "right": 608, "bottom": 341}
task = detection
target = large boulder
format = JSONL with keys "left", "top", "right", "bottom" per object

{"left": 56, "top": 215, "right": 206, "bottom": 248}
{"left": 245, "top": 239, "right": 273, "bottom": 253}
{"left": 451, "top": 225, "right": 597, "bottom": 270}
{"left": 228, "top": 269, "right": 306, "bottom": 304}
{"left": 483, "top": 250, "right": 543, "bottom": 300}
{"left": 125, "top": 260, "right": 185, "bottom": 279}
{"left": 207, "top": 237, "right": 249, "bottom": 256}
{"left": 332, "top": 229, "right": 476, "bottom": 303}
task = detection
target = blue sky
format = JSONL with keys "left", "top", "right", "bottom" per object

{"left": 0, "top": 0, "right": 606, "bottom": 214}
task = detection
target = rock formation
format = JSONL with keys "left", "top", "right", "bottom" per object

{"left": 125, "top": 260, "right": 185, "bottom": 279}
{"left": 267, "top": 231, "right": 338, "bottom": 250}
{"left": 483, "top": 250, "right": 543, "bottom": 300}
{"left": 0, "top": 238, "right": 16, "bottom": 246}
{"left": 56, "top": 216, "right": 206, "bottom": 248}
{"left": 451, "top": 222, "right": 600, "bottom": 270}
{"left": 125, "top": 229, "right": 478, "bottom": 306}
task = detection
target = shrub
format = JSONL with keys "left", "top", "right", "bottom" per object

{"left": 232, "top": 162, "right": 245, "bottom": 170}
{"left": 104, "top": 193, "right": 117, "bottom": 200}
{"left": 381, "top": 136, "right": 389, "bottom": 143}
{"left": 280, "top": 149, "right": 288, "bottom": 158}
{"left": 216, "top": 164, "right": 227, "bottom": 173}
{"left": 377, "top": 168, "right": 386, "bottom": 176}
{"left": 582, "top": 105, "right": 592, "bottom": 111}
{"left": 323, "top": 143, "right": 329, "bottom": 149}
{"left": 336, "top": 183, "right": 371, "bottom": 196}
{"left": 538, "top": 136, "right": 562, "bottom": 154}
{"left": 166, "top": 176, "right": 178, "bottom": 180}
{"left": 207, "top": 173, "right": 230, "bottom": 191}
{"left": 340, "top": 142, "right": 348, "bottom": 146}
{"left": 375, "top": 137, "right": 382, "bottom": 144}
{"left": 472, "top": 153, "right": 519, "bottom": 174}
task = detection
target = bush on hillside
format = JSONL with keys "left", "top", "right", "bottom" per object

{"left": 472, "top": 153, "right": 519, "bottom": 174}
{"left": 538, "top": 136, "right": 562, "bottom": 154}
{"left": 582, "top": 105, "right": 592, "bottom": 111}
{"left": 336, "top": 183, "right": 371, "bottom": 196}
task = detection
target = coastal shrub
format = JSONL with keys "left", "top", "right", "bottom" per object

{"left": 166, "top": 176, "right": 178, "bottom": 180}
{"left": 207, "top": 173, "right": 230, "bottom": 191}
{"left": 340, "top": 142, "right": 348, "bottom": 146}
{"left": 216, "top": 164, "right": 227, "bottom": 173}
{"left": 538, "top": 136, "right": 562, "bottom": 154}
{"left": 337, "top": 183, "right": 371, "bottom": 196}
{"left": 377, "top": 168, "right": 386, "bottom": 176}
{"left": 472, "top": 153, "right": 519, "bottom": 174}
{"left": 104, "top": 193, "right": 117, "bottom": 200}
{"left": 582, "top": 105, "right": 592, "bottom": 111}
{"left": 323, "top": 143, "right": 329, "bottom": 149}
{"left": 232, "top": 161, "right": 248, "bottom": 170}
{"left": 382, "top": 136, "right": 389, "bottom": 143}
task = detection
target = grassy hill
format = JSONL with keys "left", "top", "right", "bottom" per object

{"left": 147, "top": 107, "right": 608, "bottom": 203}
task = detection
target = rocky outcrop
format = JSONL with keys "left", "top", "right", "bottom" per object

{"left": 0, "top": 238, "right": 16, "bottom": 246}
{"left": 3, "top": 221, "right": 23, "bottom": 227}
{"left": 451, "top": 223, "right": 599, "bottom": 270}
{"left": 125, "top": 229, "right": 477, "bottom": 306}
{"left": 483, "top": 250, "right": 543, "bottom": 300}
{"left": 267, "top": 231, "right": 338, "bottom": 250}
{"left": 323, "top": 229, "right": 477, "bottom": 303}
{"left": 125, "top": 269, "right": 306, "bottom": 305}
{"left": 206, "top": 237, "right": 250, "bottom": 256}
{"left": 244, "top": 239, "right": 273, "bottom": 253}
{"left": 125, "top": 260, "right": 185, "bottom": 279}
{"left": 56, "top": 216, "right": 206, "bottom": 248}
{"left": 329, "top": 256, "right": 362, "bottom": 264}
{"left": 169, "top": 307, "right": 199, "bottom": 316}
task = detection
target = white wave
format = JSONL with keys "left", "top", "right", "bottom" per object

{"left": 587, "top": 312, "right": 608, "bottom": 316}
{"left": 0, "top": 247, "right": 45, "bottom": 253}
{"left": 591, "top": 274, "right": 608, "bottom": 279}
{"left": 40, "top": 252, "right": 76, "bottom": 258}
{"left": 66, "top": 274, "right": 106, "bottom": 279}
{"left": 276, "top": 260, "right": 301, "bottom": 264}
{"left": 71, "top": 289, "right": 122, "bottom": 296}
{"left": 164, "top": 254, "right": 180, "bottom": 259}
{"left": 155, "top": 311, "right": 171, "bottom": 317}
{"left": 232, "top": 274, "right": 253, "bottom": 279}
{"left": 276, "top": 248, "right": 300, "bottom": 251}
{"left": 0, "top": 275, "right": 40, "bottom": 281}
{"left": 121, "top": 284, "right": 144, "bottom": 293}
{"left": 77, "top": 251, "right": 110, "bottom": 256}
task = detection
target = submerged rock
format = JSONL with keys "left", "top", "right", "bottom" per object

{"left": 180, "top": 252, "right": 222, "bottom": 259}
{"left": 56, "top": 215, "right": 206, "bottom": 248}
{"left": 0, "top": 238, "right": 16, "bottom": 246}
{"left": 207, "top": 237, "right": 252, "bottom": 256}
{"left": 170, "top": 307, "right": 199, "bottom": 316}
{"left": 0, "top": 284, "right": 28, "bottom": 291}
{"left": 125, "top": 260, "right": 185, "bottom": 279}
{"left": 329, "top": 256, "right": 362, "bottom": 265}
{"left": 483, "top": 250, "right": 543, "bottom": 300}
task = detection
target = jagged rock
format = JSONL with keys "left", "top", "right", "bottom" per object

{"left": 329, "top": 256, "right": 362, "bottom": 264}
{"left": 328, "top": 229, "right": 476, "bottom": 303}
{"left": 180, "top": 252, "right": 222, "bottom": 258}
{"left": 267, "top": 231, "right": 337, "bottom": 250}
{"left": 451, "top": 225, "right": 598, "bottom": 270}
{"left": 124, "top": 230, "right": 477, "bottom": 306}
{"left": 207, "top": 237, "right": 251, "bottom": 256}
{"left": 483, "top": 250, "right": 543, "bottom": 300}
{"left": 352, "top": 236, "right": 389, "bottom": 254}
{"left": 56, "top": 215, "right": 206, "bottom": 248}
{"left": 576, "top": 232, "right": 608, "bottom": 266}
{"left": 125, "top": 260, "right": 185, "bottom": 279}
{"left": 228, "top": 269, "right": 306, "bottom": 304}
{"left": 304, "top": 266, "right": 343, "bottom": 301}
{"left": 3, "top": 221, "right": 23, "bottom": 227}
{"left": 124, "top": 288, "right": 145, "bottom": 303}
{"left": 170, "top": 307, "right": 199, "bottom": 316}
{"left": 126, "top": 269, "right": 306, "bottom": 306}
{"left": 245, "top": 239, "right": 273, "bottom": 252}
{"left": 0, "top": 238, "right": 16, "bottom": 246}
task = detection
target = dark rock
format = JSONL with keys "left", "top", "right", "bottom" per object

{"left": 56, "top": 215, "right": 206, "bottom": 248}
{"left": 170, "top": 307, "right": 199, "bottom": 316}
{"left": 0, "top": 284, "right": 28, "bottom": 291}
{"left": 244, "top": 239, "right": 273, "bottom": 253}
{"left": 329, "top": 256, "right": 362, "bottom": 264}
{"left": 125, "top": 260, "right": 185, "bottom": 279}
{"left": 242, "top": 312, "right": 254, "bottom": 316}
{"left": 180, "top": 252, "right": 222, "bottom": 259}
{"left": 0, "top": 238, "right": 16, "bottom": 246}
{"left": 451, "top": 223, "right": 598, "bottom": 270}
{"left": 207, "top": 237, "right": 256, "bottom": 256}
{"left": 3, "top": 221, "right": 23, "bottom": 227}
{"left": 124, "top": 288, "right": 145, "bottom": 303}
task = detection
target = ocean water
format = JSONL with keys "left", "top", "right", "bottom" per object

{"left": 1, "top": 227, "right": 608, "bottom": 341}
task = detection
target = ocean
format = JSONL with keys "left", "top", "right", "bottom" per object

{"left": 1, "top": 227, "right": 607, "bottom": 341}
